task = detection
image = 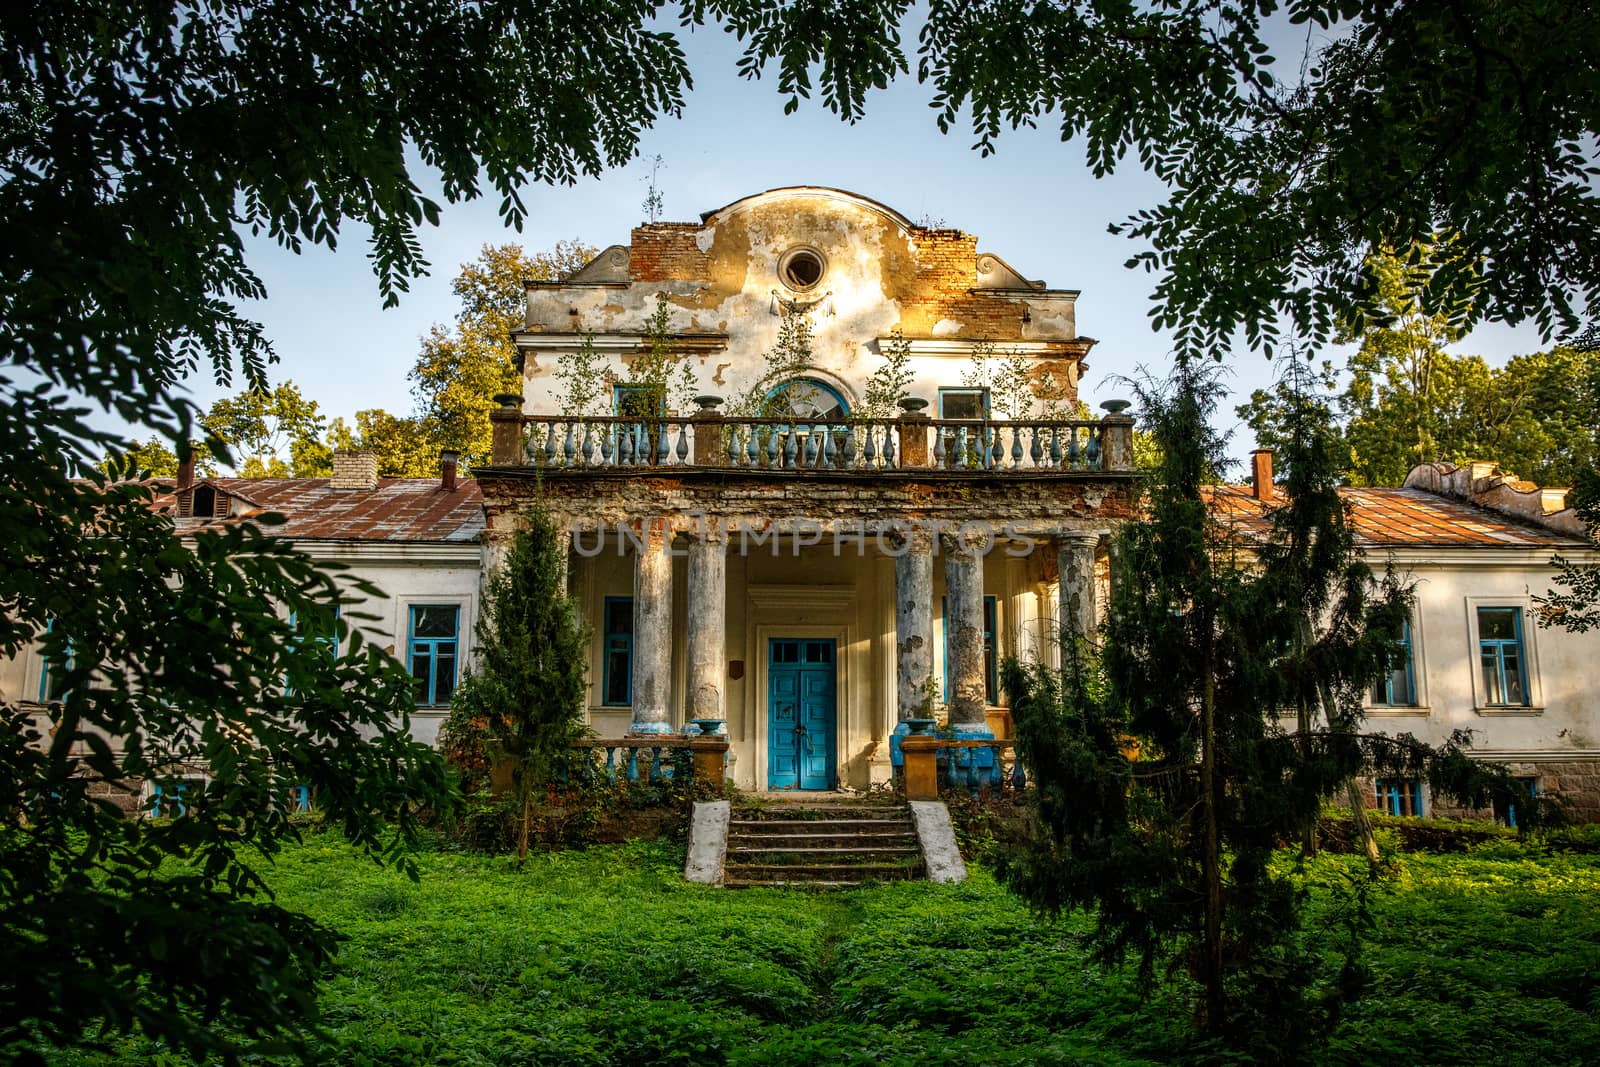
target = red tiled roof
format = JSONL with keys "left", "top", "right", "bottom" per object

{"left": 160, "top": 478, "right": 484, "bottom": 543}
{"left": 1206, "top": 486, "right": 1583, "bottom": 548}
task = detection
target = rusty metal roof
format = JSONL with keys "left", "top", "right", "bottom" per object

{"left": 160, "top": 478, "right": 484, "bottom": 543}
{"left": 1206, "top": 486, "right": 1584, "bottom": 548}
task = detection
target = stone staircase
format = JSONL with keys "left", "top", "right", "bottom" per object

{"left": 721, "top": 798, "right": 927, "bottom": 888}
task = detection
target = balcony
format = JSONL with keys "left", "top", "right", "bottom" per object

{"left": 487, "top": 395, "right": 1136, "bottom": 476}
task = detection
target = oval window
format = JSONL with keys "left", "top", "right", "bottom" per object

{"left": 779, "top": 247, "right": 826, "bottom": 292}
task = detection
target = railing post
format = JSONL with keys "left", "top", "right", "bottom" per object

{"left": 692, "top": 395, "right": 724, "bottom": 467}
{"left": 901, "top": 736, "right": 940, "bottom": 801}
{"left": 1099, "top": 400, "right": 1135, "bottom": 473}
{"left": 897, "top": 397, "right": 931, "bottom": 468}
{"left": 490, "top": 393, "right": 525, "bottom": 465}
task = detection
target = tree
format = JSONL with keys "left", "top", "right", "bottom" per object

{"left": 445, "top": 505, "right": 589, "bottom": 861}
{"left": 1240, "top": 247, "right": 1600, "bottom": 486}
{"left": 201, "top": 381, "right": 332, "bottom": 477}
{"left": 409, "top": 242, "right": 595, "bottom": 467}
{"left": 1000, "top": 360, "right": 1537, "bottom": 1055}
{"left": 2, "top": 0, "right": 689, "bottom": 1057}
{"left": 693, "top": 1, "right": 1600, "bottom": 353}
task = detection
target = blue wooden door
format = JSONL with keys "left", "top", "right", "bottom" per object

{"left": 767, "top": 638, "right": 836, "bottom": 790}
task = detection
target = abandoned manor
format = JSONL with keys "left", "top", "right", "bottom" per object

{"left": 7, "top": 187, "right": 1599, "bottom": 821}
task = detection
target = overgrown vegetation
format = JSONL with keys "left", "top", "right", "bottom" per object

{"left": 999, "top": 360, "right": 1541, "bottom": 1057}
{"left": 37, "top": 837, "right": 1600, "bottom": 1066}
{"left": 440, "top": 504, "right": 588, "bottom": 860}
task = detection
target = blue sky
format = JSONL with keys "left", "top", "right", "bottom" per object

{"left": 225, "top": 24, "right": 1548, "bottom": 474}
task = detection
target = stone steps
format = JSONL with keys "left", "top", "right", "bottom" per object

{"left": 722, "top": 799, "right": 927, "bottom": 888}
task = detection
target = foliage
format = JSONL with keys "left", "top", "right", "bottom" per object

{"left": 616, "top": 294, "right": 701, "bottom": 418}
{"left": 1239, "top": 250, "right": 1600, "bottom": 487}
{"left": 999, "top": 360, "right": 1539, "bottom": 1054}
{"left": 446, "top": 504, "right": 589, "bottom": 860}
{"left": 725, "top": 301, "right": 819, "bottom": 419}
{"left": 98, "top": 437, "right": 217, "bottom": 481}
{"left": 1537, "top": 468, "right": 1600, "bottom": 633}
{"left": 199, "top": 382, "right": 332, "bottom": 477}
{"left": 858, "top": 327, "right": 914, "bottom": 420}
{"left": 0, "top": 417, "right": 454, "bottom": 1062}
{"left": 555, "top": 332, "right": 607, "bottom": 419}
{"left": 683, "top": 0, "right": 1600, "bottom": 352}
{"left": 3, "top": 0, "right": 681, "bottom": 1056}
{"left": 341, "top": 242, "right": 595, "bottom": 472}
{"left": 40, "top": 837, "right": 1600, "bottom": 1066}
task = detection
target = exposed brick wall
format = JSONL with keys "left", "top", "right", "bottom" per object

{"left": 630, "top": 224, "right": 709, "bottom": 284}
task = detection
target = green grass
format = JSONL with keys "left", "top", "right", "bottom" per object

{"left": 53, "top": 837, "right": 1600, "bottom": 1065}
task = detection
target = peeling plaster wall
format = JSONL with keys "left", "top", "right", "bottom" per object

{"left": 518, "top": 188, "right": 1092, "bottom": 416}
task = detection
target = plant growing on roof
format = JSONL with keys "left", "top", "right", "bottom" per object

{"left": 725, "top": 299, "right": 819, "bottom": 419}
{"left": 859, "top": 327, "right": 914, "bottom": 420}
{"left": 554, "top": 332, "right": 605, "bottom": 420}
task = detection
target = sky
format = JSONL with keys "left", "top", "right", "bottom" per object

{"left": 219, "top": 21, "right": 1551, "bottom": 474}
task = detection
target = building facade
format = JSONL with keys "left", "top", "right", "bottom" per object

{"left": 6, "top": 187, "right": 1598, "bottom": 816}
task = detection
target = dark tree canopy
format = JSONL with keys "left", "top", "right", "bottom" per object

{"left": 716, "top": 0, "right": 1600, "bottom": 355}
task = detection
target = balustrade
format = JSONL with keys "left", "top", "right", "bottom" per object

{"left": 565, "top": 735, "right": 728, "bottom": 788}
{"left": 515, "top": 414, "right": 1113, "bottom": 473}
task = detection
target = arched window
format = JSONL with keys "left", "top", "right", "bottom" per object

{"left": 762, "top": 378, "right": 849, "bottom": 421}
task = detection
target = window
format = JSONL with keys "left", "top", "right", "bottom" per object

{"left": 613, "top": 383, "right": 665, "bottom": 417}
{"left": 602, "top": 597, "right": 633, "bottom": 706}
{"left": 763, "top": 378, "right": 849, "bottom": 421}
{"left": 292, "top": 603, "right": 341, "bottom": 658}
{"left": 38, "top": 617, "right": 72, "bottom": 703}
{"left": 149, "top": 779, "right": 202, "bottom": 819}
{"left": 1370, "top": 618, "right": 1417, "bottom": 706}
{"left": 1476, "top": 606, "right": 1529, "bottom": 706}
{"left": 778, "top": 246, "right": 826, "bottom": 291}
{"left": 1496, "top": 777, "right": 1539, "bottom": 828}
{"left": 942, "top": 595, "right": 998, "bottom": 705}
{"left": 937, "top": 388, "right": 989, "bottom": 421}
{"left": 1374, "top": 778, "right": 1423, "bottom": 817}
{"left": 288, "top": 784, "right": 314, "bottom": 813}
{"left": 408, "top": 605, "right": 460, "bottom": 706}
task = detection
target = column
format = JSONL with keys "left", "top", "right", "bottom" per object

{"left": 630, "top": 518, "right": 673, "bottom": 735}
{"left": 1056, "top": 532, "right": 1098, "bottom": 650}
{"left": 891, "top": 529, "right": 935, "bottom": 769}
{"left": 943, "top": 530, "right": 990, "bottom": 738}
{"left": 684, "top": 524, "right": 726, "bottom": 730}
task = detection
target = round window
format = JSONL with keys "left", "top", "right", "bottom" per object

{"left": 778, "top": 247, "right": 826, "bottom": 292}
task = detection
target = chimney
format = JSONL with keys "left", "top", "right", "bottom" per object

{"left": 176, "top": 444, "right": 195, "bottom": 492}
{"left": 329, "top": 450, "right": 379, "bottom": 491}
{"left": 439, "top": 449, "right": 459, "bottom": 492}
{"left": 1251, "top": 449, "right": 1275, "bottom": 502}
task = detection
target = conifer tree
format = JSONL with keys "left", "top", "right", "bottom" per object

{"left": 449, "top": 504, "right": 589, "bottom": 860}
{"left": 1001, "top": 359, "right": 1540, "bottom": 1056}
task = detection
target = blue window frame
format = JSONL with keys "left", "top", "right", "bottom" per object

{"left": 1375, "top": 778, "right": 1423, "bottom": 817}
{"left": 150, "top": 780, "right": 199, "bottom": 819}
{"left": 613, "top": 384, "right": 665, "bottom": 417}
{"left": 942, "top": 595, "right": 998, "bottom": 705}
{"left": 1477, "top": 607, "right": 1529, "bottom": 706}
{"left": 763, "top": 378, "right": 850, "bottom": 421}
{"left": 289, "top": 784, "right": 314, "bottom": 813}
{"left": 1371, "top": 618, "right": 1417, "bottom": 706}
{"left": 408, "top": 604, "right": 460, "bottom": 706}
{"left": 292, "top": 603, "right": 341, "bottom": 658}
{"left": 38, "top": 617, "right": 72, "bottom": 703}
{"left": 1497, "top": 776, "right": 1538, "bottom": 828}
{"left": 602, "top": 597, "right": 633, "bottom": 706}
{"left": 937, "top": 388, "right": 989, "bottom": 420}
